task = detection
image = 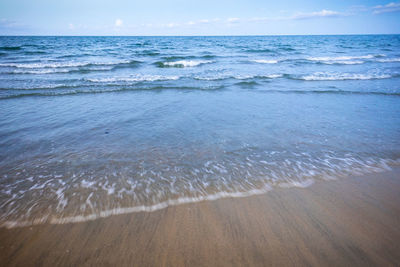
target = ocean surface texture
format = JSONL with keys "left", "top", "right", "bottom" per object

{"left": 1, "top": 35, "right": 400, "bottom": 228}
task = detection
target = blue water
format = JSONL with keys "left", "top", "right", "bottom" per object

{"left": 1, "top": 35, "right": 400, "bottom": 227}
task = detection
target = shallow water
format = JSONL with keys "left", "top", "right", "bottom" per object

{"left": 1, "top": 35, "right": 400, "bottom": 227}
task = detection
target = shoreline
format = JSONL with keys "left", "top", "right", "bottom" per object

{"left": 1, "top": 168, "right": 400, "bottom": 266}
{"left": 2, "top": 162, "right": 396, "bottom": 230}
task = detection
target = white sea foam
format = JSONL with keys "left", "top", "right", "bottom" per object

{"left": 279, "top": 179, "right": 314, "bottom": 188}
{"left": 321, "top": 60, "right": 364, "bottom": 65}
{"left": 1, "top": 156, "right": 398, "bottom": 229}
{"left": 0, "top": 60, "right": 132, "bottom": 69}
{"left": 305, "top": 55, "right": 389, "bottom": 65}
{"left": 162, "top": 60, "right": 213, "bottom": 67}
{"left": 306, "top": 55, "right": 379, "bottom": 61}
{"left": 194, "top": 74, "right": 282, "bottom": 80}
{"left": 236, "top": 74, "right": 283, "bottom": 80}
{"left": 86, "top": 75, "right": 180, "bottom": 83}
{"left": 376, "top": 58, "right": 400, "bottom": 63}
{"left": 81, "top": 179, "right": 96, "bottom": 188}
{"left": 251, "top": 59, "right": 279, "bottom": 64}
{"left": 10, "top": 69, "right": 73, "bottom": 74}
{"left": 2, "top": 185, "right": 272, "bottom": 228}
{"left": 300, "top": 72, "right": 392, "bottom": 81}
{"left": 261, "top": 74, "right": 283, "bottom": 79}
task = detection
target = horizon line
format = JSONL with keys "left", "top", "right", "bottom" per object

{"left": 1, "top": 33, "right": 400, "bottom": 37}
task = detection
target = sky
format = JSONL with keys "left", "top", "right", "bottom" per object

{"left": 0, "top": 0, "right": 400, "bottom": 35}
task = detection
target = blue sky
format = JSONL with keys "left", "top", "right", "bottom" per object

{"left": 0, "top": 0, "right": 400, "bottom": 35}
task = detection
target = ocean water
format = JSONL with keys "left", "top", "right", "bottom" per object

{"left": 1, "top": 35, "right": 400, "bottom": 228}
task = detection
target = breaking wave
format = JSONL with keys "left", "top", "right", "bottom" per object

{"left": 0, "top": 154, "right": 397, "bottom": 228}
{"left": 251, "top": 59, "right": 279, "bottom": 64}
{"left": 298, "top": 72, "right": 395, "bottom": 81}
{"left": 155, "top": 60, "right": 214, "bottom": 68}
{"left": 86, "top": 75, "right": 181, "bottom": 83}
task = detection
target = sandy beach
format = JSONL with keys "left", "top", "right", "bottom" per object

{"left": 0, "top": 168, "right": 399, "bottom": 266}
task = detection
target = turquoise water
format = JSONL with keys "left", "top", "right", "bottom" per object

{"left": 1, "top": 35, "right": 400, "bottom": 227}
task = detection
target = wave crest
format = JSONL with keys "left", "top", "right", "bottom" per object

{"left": 0, "top": 60, "right": 140, "bottom": 69}
{"left": 156, "top": 60, "right": 213, "bottom": 68}
{"left": 251, "top": 59, "right": 279, "bottom": 64}
{"left": 86, "top": 75, "right": 181, "bottom": 83}
{"left": 299, "top": 72, "right": 394, "bottom": 81}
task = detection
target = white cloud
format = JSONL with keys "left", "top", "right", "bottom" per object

{"left": 248, "top": 9, "right": 345, "bottom": 22}
{"left": 373, "top": 2, "right": 400, "bottom": 14}
{"left": 68, "top": 23, "right": 74, "bottom": 30}
{"left": 292, "top": 9, "right": 342, "bottom": 20}
{"left": 115, "top": 19, "right": 123, "bottom": 27}
{"left": 227, "top": 18, "right": 240, "bottom": 23}
{"left": 136, "top": 10, "right": 345, "bottom": 32}
{"left": 184, "top": 18, "right": 220, "bottom": 26}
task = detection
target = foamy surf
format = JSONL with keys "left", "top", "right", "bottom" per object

{"left": 251, "top": 59, "right": 279, "bottom": 64}
{"left": 0, "top": 60, "right": 136, "bottom": 69}
{"left": 304, "top": 54, "right": 388, "bottom": 65}
{"left": 306, "top": 54, "right": 381, "bottom": 61}
{"left": 0, "top": 155, "right": 397, "bottom": 229}
{"left": 376, "top": 58, "right": 400, "bottom": 63}
{"left": 2, "top": 186, "right": 274, "bottom": 228}
{"left": 194, "top": 74, "right": 283, "bottom": 80}
{"left": 158, "top": 60, "right": 213, "bottom": 67}
{"left": 86, "top": 75, "right": 181, "bottom": 83}
{"left": 300, "top": 72, "right": 393, "bottom": 81}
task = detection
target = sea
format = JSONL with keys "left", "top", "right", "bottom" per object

{"left": 1, "top": 35, "right": 400, "bottom": 228}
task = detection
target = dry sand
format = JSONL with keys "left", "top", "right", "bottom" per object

{"left": 1, "top": 168, "right": 400, "bottom": 266}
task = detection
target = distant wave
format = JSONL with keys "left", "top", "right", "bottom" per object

{"left": 306, "top": 54, "right": 400, "bottom": 65}
{"left": 7, "top": 69, "right": 74, "bottom": 74}
{"left": 137, "top": 50, "right": 160, "bottom": 56}
{"left": 305, "top": 54, "right": 386, "bottom": 65}
{"left": 278, "top": 47, "right": 296, "bottom": 52}
{"left": 161, "top": 56, "right": 194, "bottom": 61}
{"left": 200, "top": 55, "right": 217, "bottom": 59}
{"left": 251, "top": 59, "right": 279, "bottom": 64}
{"left": 0, "top": 84, "right": 82, "bottom": 90}
{"left": 23, "top": 51, "right": 48, "bottom": 55}
{"left": 258, "top": 89, "right": 400, "bottom": 96}
{"left": 86, "top": 75, "right": 181, "bottom": 83}
{"left": 0, "top": 46, "right": 22, "bottom": 51}
{"left": 316, "top": 60, "right": 364, "bottom": 65}
{"left": 155, "top": 60, "right": 214, "bottom": 68}
{"left": 235, "top": 81, "right": 259, "bottom": 87}
{"left": 0, "top": 85, "right": 225, "bottom": 99}
{"left": 298, "top": 72, "right": 395, "bottom": 81}
{"left": 244, "top": 48, "right": 275, "bottom": 53}
{"left": 194, "top": 74, "right": 283, "bottom": 81}
{"left": 376, "top": 58, "right": 400, "bottom": 63}
{"left": 0, "top": 60, "right": 141, "bottom": 69}
{"left": 250, "top": 58, "right": 368, "bottom": 65}
{"left": 2, "top": 85, "right": 398, "bottom": 96}
{"left": 2, "top": 66, "right": 118, "bottom": 74}
{"left": 306, "top": 54, "right": 383, "bottom": 61}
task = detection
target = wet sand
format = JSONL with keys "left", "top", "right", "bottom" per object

{"left": 1, "top": 168, "right": 400, "bottom": 266}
